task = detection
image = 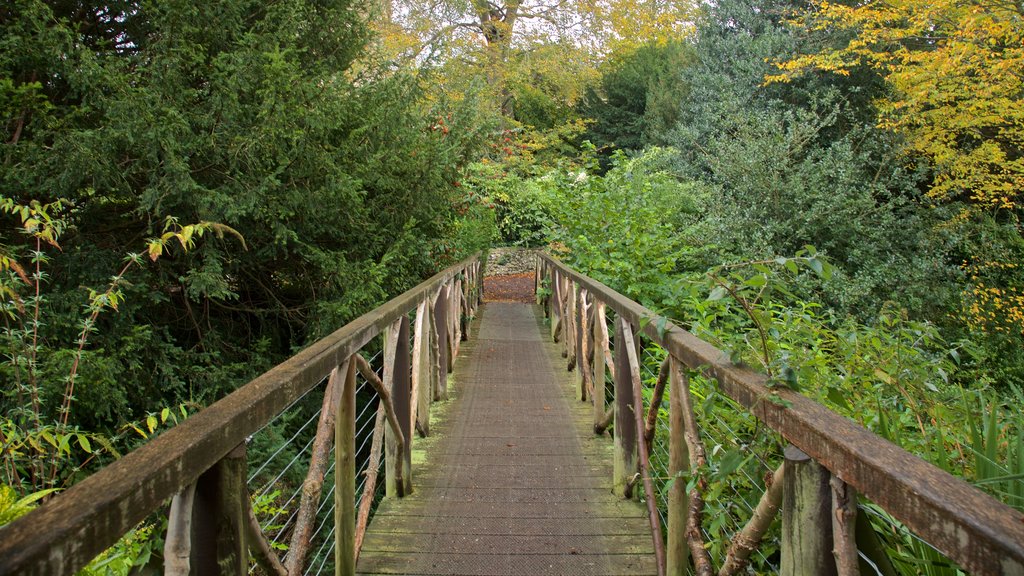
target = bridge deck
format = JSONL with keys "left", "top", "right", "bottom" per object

{"left": 357, "top": 302, "right": 657, "bottom": 576}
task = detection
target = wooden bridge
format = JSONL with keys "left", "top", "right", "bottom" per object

{"left": 1, "top": 252, "right": 1023, "bottom": 576}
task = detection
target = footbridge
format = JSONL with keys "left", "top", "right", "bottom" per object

{"left": 1, "top": 253, "right": 1022, "bottom": 576}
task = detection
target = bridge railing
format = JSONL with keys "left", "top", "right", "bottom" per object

{"left": 537, "top": 253, "right": 1024, "bottom": 576}
{"left": 0, "top": 254, "right": 482, "bottom": 576}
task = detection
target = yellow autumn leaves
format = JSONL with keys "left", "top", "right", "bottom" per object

{"left": 770, "top": 0, "right": 1024, "bottom": 213}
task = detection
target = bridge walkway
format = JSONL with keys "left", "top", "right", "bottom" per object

{"left": 356, "top": 302, "right": 657, "bottom": 576}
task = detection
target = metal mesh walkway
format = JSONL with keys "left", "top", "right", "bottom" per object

{"left": 356, "top": 302, "right": 657, "bottom": 576}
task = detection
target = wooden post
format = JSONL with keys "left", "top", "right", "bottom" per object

{"left": 535, "top": 257, "right": 542, "bottom": 305}
{"left": 412, "top": 299, "right": 431, "bottom": 437}
{"left": 781, "top": 445, "right": 836, "bottom": 576}
{"left": 335, "top": 357, "right": 357, "bottom": 576}
{"left": 550, "top": 270, "right": 561, "bottom": 341}
{"left": 395, "top": 316, "right": 413, "bottom": 495}
{"left": 592, "top": 301, "right": 607, "bottom": 431}
{"left": 165, "top": 483, "right": 197, "bottom": 576}
{"left": 459, "top": 275, "right": 470, "bottom": 341}
{"left": 190, "top": 444, "right": 248, "bottom": 575}
{"left": 613, "top": 317, "right": 638, "bottom": 498}
{"left": 433, "top": 286, "right": 449, "bottom": 400}
{"left": 564, "top": 282, "right": 576, "bottom": 362}
{"left": 832, "top": 475, "right": 860, "bottom": 576}
{"left": 576, "top": 289, "right": 588, "bottom": 401}
{"left": 384, "top": 318, "right": 413, "bottom": 497}
{"left": 666, "top": 356, "right": 690, "bottom": 576}
{"left": 448, "top": 279, "right": 460, "bottom": 362}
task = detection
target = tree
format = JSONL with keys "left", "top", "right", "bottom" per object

{"left": 578, "top": 39, "right": 693, "bottom": 165}
{"left": 1, "top": 0, "right": 494, "bottom": 436}
{"left": 772, "top": 0, "right": 1024, "bottom": 215}
{"left": 376, "top": 0, "right": 694, "bottom": 115}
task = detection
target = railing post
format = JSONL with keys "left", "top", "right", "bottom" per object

{"left": 576, "top": 288, "right": 587, "bottom": 401}
{"left": 190, "top": 443, "right": 248, "bottom": 575}
{"left": 613, "top": 317, "right": 638, "bottom": 498}
{"left": 666, "top": 356, "right": 690, "bottom": 575}
{"left": 780, "top": 445, "right": 836, "bottom": 576}
{"left": 433, "top": 285, "right": 449, "bottom": 400}
{"left": 335, "top": 357, "right": 357, "bottom": 576}
{"left": 564, "top": 281, "right": 577, "bottom": 362}
{"left": 412, "top": 298, "right": 431, "bottom": 437}
{"left": 386, "top": 316, "right": 413, "bottom": 497}
{"left": 550, "top": 270, "right": 561, "bottom": 341}
{"left": 448, "top": 279, "right": 460, "bottom": 360}
{"left": 592, "top": 301, "right": 607, "bottom": 431}
{"left": 459, "top": 274, "right": 470, "bottom": 341}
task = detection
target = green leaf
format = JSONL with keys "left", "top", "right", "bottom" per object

{"left": 161, "top": 408, "right": 170, "bottom": 423}
{"left": 708, "top": 286, "right": 728, "bottom": 301}
{"left": 826, "top": 387, "right": 850, "bottom": 411}
{"left": 744, "top": 274, "right": 767, "bottom": 288}
{"left": 655, "top": 316, "right": 668, "bottom": 340}
{"left": 808, "top": 257, "right": 824, "bottom": 276}
{"left": 77, "top": 434, "right": 92, "bottom": 453}
{"left": 713, "top": 450, "right": 747, "bottom": 481}
{"left": 146, "top": 415, "right": 157, "bottom": 434}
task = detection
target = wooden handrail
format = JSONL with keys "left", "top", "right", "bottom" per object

{"left": 539, "top": 253, "right": 1024, "bottom": 576}
{"left": 0, "top": 254, "right": 481, "bottom": 576}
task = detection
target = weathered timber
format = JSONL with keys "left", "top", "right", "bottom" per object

{"left": 719, "top": 462, "right": 784, "bottom": 576}
{"left": 434, "top": 285, "right": 450, "bottom": 398}
{"left": 675, "top": 364, "right": 714, "bottom": 576}
{"left": 383, "top": 319, "right": 412, "bottom": 498}
{"left": 394, "top": 316, "right": 413, "bottom": 494}
{"left": 430, "top": 287, "right": 444, "bottom": 401}
{"left": 643, "top": 356, "right": 670, "bottom": 454}
{"left": 592, "top": 300, "right": 608, "bottom": 432}
{"left": 623, "top": 321, "right": 666, "bottom": 576}
{"left": 780, "top": 445, "right": 836, "bottom": 576}
{"left": 540, "top": 254, "right": 1024, "bottom": 576}
{"left": 666, "top": 356, "right": 689, "bottom": 576}
{"left": 191, "top": 443, "right": 247, "bottom": 575}
{"left": 245, "top": 487, "right": 288, "bottom": 576}
{"left": 565, "top": 281, "right": 577, "bottom": 367}
{"left": 0, "top": 255, "right": 477, "bottom": 576}
{"left": 354, "top": 404, "right": 385, "bottom": 561}
{"left": 412, "top": 298, "right": 431, "bottom": 437}
{"left": 356, "top": 302, "right": 656, "bottom": 576}
{"left": 335, "top": 358, "right": 357, "bottom": 576}
{"left": 612, "top": 317, "right": 638, "bottom": 498}
{"left": 165, "top": 483, "right": 197, "bottom": 576}
{"left": 831, "top": 475, "right": 859, "bottom": 576}
{"left": 287, "top": 363, "right": 344, "bottom": 575}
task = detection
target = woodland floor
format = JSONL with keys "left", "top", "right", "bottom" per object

{"left": 483, "top": 272, "right": 536, "bottom": 303}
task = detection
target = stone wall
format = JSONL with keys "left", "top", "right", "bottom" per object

{"left": 485, "top": 248, "right": 538, "bottom": 276}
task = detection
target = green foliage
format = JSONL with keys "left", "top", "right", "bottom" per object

{"left": 463, "top": 161, "right": 547, "bottom": 247}
{"left": 578, "top": 40, "right": 693, "bottom": 166}
{"left": 0, "top": 0, "right": 495, "bottom": 470}
{"left": 0, "top": 484, "right": 56, "bottom": 526}
{"left": 540, "top": 147, "right": 705, "bottom": 306}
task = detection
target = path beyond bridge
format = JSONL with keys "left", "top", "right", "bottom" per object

{"left": 357, "top": 302, "right": 657, "bottom": 575}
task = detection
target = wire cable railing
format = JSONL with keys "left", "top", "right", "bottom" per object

{"left": 0, "top": 254, "right": 483, "bottom": 576}
{"left": 538, "top": 253, "right": 1024, "bottom": 576}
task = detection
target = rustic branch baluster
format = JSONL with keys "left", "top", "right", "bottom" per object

{"left": 622, "top": 322, "right": 666, "bottom": 576}
{"left": 612, "top": 317, "right": 638, "bottom": 498}
{"left": 286, "top": 364, "right": 345, "bottom": 574}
